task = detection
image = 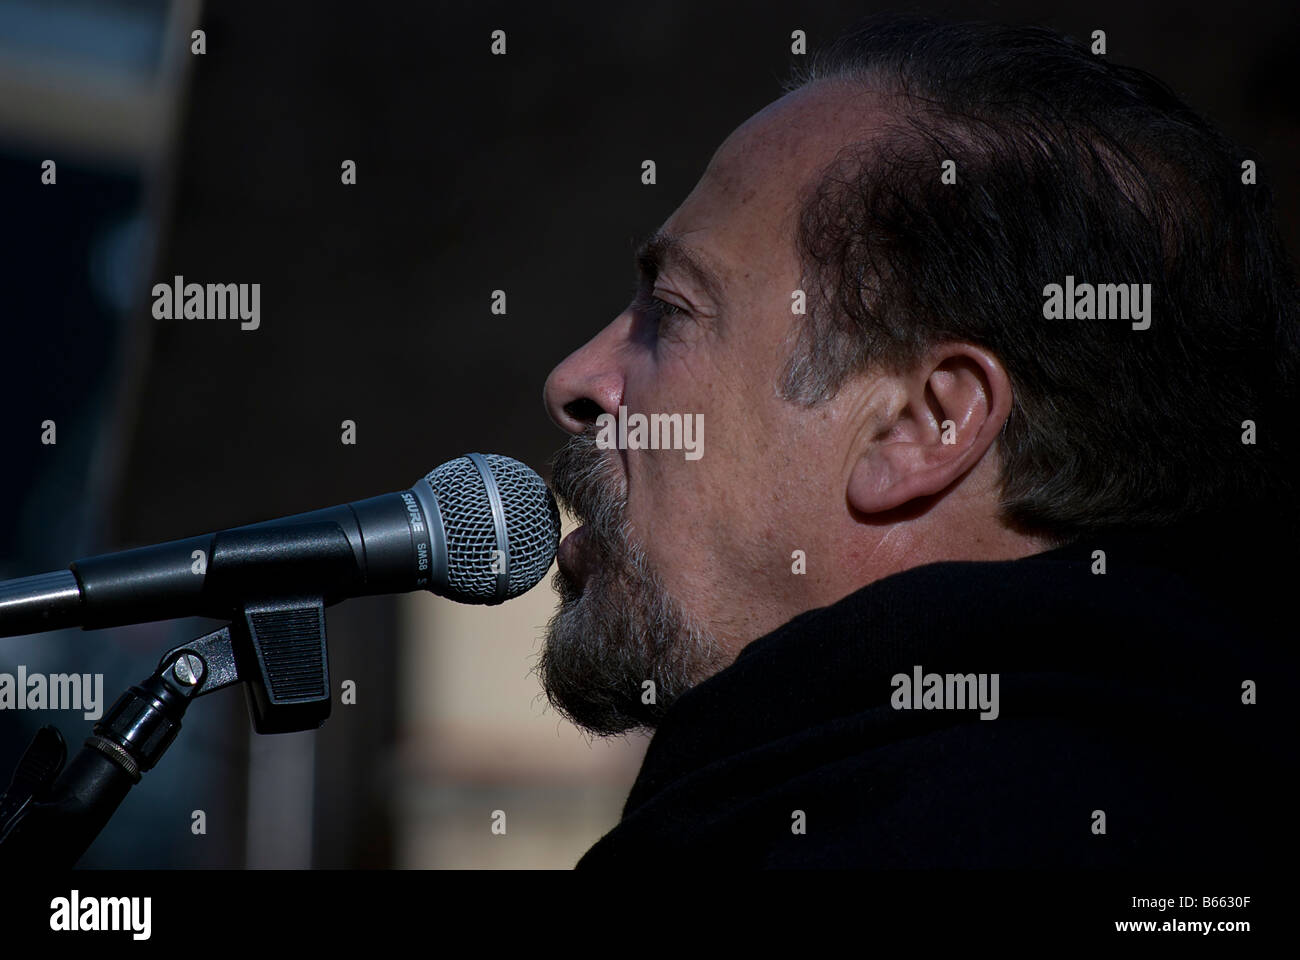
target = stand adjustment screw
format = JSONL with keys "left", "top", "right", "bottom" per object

{"left": 172, "top": 654, "right": 204, "bottom": 687}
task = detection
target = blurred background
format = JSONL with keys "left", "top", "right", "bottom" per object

{"left": 0, "top": 0, "right": 1296, "bottom": 868}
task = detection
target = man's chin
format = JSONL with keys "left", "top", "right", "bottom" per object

{"left": 538, "top": 575, "right": 660, "bottom": 736}
{"left": 538, "top": 567, "right": 728, "bottom": 738}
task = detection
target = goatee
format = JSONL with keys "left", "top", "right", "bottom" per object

{"left": 537, "top": 433, "right": 727, "bottom": 736}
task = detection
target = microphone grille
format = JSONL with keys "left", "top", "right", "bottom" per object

{"left": 423, "top": 454, "right": 561, "bottom": 603}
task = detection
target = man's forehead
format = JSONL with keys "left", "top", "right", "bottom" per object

{"left": 714, "top": 80, "right": 884, "bottom": 190}
{"left": 661, "top": 80, "right": 890, "bottom": 293}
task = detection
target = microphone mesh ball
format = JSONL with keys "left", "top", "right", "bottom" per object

{"left": 423, "top": 454, "right": 561, "bottom": 603}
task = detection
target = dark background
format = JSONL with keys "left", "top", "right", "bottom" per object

{"left": 2, "top": 0, "right": 1296, "bottom": 867}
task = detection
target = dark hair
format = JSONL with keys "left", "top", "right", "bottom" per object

{"left": 784, "top": 15, "right": 1298, "bottom": 543}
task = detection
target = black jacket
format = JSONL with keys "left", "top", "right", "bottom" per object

{"left": 576, "top": 519, "right": 1295, "bottom": 868}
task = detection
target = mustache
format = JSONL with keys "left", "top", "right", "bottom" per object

{"left": 549, "top": 431, "right": 627, "bottom": 542}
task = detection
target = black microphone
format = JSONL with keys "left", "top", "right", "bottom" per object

{"left": 0, "top": 453, "right": 561, "bottom": 638}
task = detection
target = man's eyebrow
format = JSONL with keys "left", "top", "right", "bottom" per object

{"left": 634, "top": 231, "right": 724, "bottom": 304}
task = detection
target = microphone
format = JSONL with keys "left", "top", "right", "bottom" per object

{"left": 0, "top": 453, "right": 561, "bottom": 638}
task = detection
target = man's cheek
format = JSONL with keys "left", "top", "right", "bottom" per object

{"left": 625, "top": 457, "right": 672, "bottom": 527}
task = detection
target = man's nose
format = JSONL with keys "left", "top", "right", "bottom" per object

{"left": 543, "top": 323, "right": 627, "bottom": 434}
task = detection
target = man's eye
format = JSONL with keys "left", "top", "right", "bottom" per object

{"left": 647, "top": 296, "right": 683, "bottom": 323}
{"left": 630, "top": 286, "right": 690, "bottom": 340}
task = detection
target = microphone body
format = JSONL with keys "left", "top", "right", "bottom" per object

{"left": 72, "top": 490, "right": 442, "bottom": 630}
{"left": 0, "top": 453, "right": 560, "bottom": 638}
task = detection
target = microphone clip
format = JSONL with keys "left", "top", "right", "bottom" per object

{"left": 0, "top": 601, "right": 333, "bottom": 866}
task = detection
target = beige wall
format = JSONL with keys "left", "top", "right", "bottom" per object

{"left": 395, "top": 516, "right": 648, "bottom": 868}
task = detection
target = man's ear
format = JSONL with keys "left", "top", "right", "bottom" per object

{"left": 846, "top": 343, "right": 1012, "bottom": 515}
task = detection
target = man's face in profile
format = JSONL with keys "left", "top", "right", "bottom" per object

{"left": 539, "top": 82, "right": 906, "bottom": 735}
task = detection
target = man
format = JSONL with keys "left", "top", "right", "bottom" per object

{"left": 539, "top": 16, "right": 1297, "bottom": 868}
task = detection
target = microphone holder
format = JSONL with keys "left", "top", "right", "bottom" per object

{"left": 0, "top": 596, "right": 334, "bottom": 867}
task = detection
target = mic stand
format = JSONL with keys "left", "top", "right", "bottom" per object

{"left": 0, "top": 624, "right": 242, "bottom": 867}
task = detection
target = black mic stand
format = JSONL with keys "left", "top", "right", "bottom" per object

{"left": 0, "top": 596, "right": 334, "bottom": 867}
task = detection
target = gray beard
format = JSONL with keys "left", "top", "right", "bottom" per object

{"left": 537, "top": 433, "right": 728, "bottom": 736}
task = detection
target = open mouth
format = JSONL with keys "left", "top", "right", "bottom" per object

{"left": 556, "top": 524, "right": 592, "bottom": 587}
